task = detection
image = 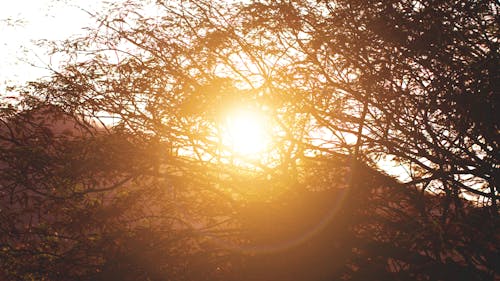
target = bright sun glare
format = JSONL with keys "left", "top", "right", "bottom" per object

{"left": 222, "top": 110, "right": 269, "bottom": 156}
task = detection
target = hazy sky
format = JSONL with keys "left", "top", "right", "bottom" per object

{"left": 0, "top": 0, "right": 106, "bottom": 94}
{"left": 0, "top": 0, "right": 413, "bottom": 182}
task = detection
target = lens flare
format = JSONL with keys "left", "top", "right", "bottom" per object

{"left": 222, "top": 110, "right": 269, "bottom": 156}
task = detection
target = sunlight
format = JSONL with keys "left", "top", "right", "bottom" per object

{"left": 221, "top": 109, "right": 269, "bottom": 156}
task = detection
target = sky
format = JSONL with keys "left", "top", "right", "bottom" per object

{"left": 0, "top": 0, "right": 106, "bottom": 95}
{"left": 0, "top": 0, "right": 414, "bottom": 184}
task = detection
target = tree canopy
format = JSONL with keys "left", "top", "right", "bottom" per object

{"left": 1, "top": 0, "right": 499, "bottom": 280}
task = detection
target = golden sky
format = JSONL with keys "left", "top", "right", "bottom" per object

{"left": 0, "top": 0, "right": 106, "bottom": 92}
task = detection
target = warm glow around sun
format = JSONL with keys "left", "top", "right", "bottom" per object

{"left": 222, "top": 109, "right": 270, "bottom": 156}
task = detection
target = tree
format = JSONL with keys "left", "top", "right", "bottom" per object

{"left": 1, "top": 0, "right": 498, "bottom": 280}
{"left": 234, "top": 0, "right": 499, "bottom": 206}
{"left": 0, "top": 105, "right": 233, "bottom": 280}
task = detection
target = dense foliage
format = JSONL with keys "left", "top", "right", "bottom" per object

{"left": 1, "top": 0, "right": 498, "bottom": 280}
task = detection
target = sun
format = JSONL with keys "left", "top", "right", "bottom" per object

{"left": 221, "top": 109, "right": 269, "bottom": 156}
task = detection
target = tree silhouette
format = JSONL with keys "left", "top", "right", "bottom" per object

{"left": 1, "top": 0, "right": 498, "bottom": 280}
{"left": 236, "top": 0, "right": 498, "bottom": 205}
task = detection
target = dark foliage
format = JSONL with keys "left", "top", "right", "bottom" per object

{"left": 1, "top": 0, "right": 498, "bottom": 280}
